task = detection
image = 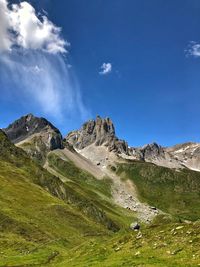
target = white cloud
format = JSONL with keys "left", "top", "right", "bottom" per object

{"left": 99, "top": 62, "right": 112, "bottom": 75}
{"left": 186, "top": 41, "right": 200, "bottom": 57}
{"left": 0, "top": 0, "right": 68, "bottom": 54}
{"left": 0, "top": 0, "right": 89, "bottom": 121}
{"left": 0, "top": 0, "right": 12, "bottom": 52}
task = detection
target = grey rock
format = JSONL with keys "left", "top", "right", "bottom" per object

{"left": 130, "top": 222, "right": 140, "bottom": 231}
{"left": 65, "top": 115, "right": 129, "bottom": 155}
{"left": 3, "top": 114, "right": 63, "bottom": 164}
{"left": 3, "top": 113, "right": 63, "bottom": 150}
{"left": 141, "top": 142, "right": 165, "bottom": 160}
{"left": 129, "top": 142, "right": 165, "bottom": 161}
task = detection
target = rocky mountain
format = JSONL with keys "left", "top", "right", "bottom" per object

{"left": 65, "top": 115, "right": 129, "bottom": 155}
{"left": 65, "top": 117, "right": 166, "bottom": 163}
{"left": 129, "top": 142, "right": 165, "bottom": 161}
{"left": 166, "top": 142, "right": 200, "bottom": 171}
{"left": 4, "top": 114, "right": 200, "bottom": 172}
{"left": 3, "top": 113, "right": 63, "bottom": 164}
{"left": 65, "top": 116, "right": 200, "bottom": 171}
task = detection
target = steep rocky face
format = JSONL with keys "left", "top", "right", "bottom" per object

{"left": 130, "top": 142, "right": 200, "bottom": 171}
{"left": 3, "top": 114, "right": 63, "bottom": 163}
{"left": 4, "top": 113, "right": 63, "bottom": 149}
{"left": 129, "top": 143, "right": 165, "bottom": 161}
{"left": 166, "top": 142, "right": 200, "bottom": 171}
{"left": 141, "top": 142, "right": 165, "bottom": 160}
{"left": 65, "top": 116, "right": 129, "bottom": 155}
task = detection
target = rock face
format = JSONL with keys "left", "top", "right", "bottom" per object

{"left": 141, "top": 142, "right": 165, "bottom": 160}
{"left": 166, "top": 142, "right": 200, "bottom": 171}
{"left": 128, "top": 143, "right": 165, "bottom": 162}
{"left": 4, "top": 113, "right": 63, "bottom": 150}
{"left": 3, "top": 114, "right": 63, "bottom": 163}
{"left": 66, "top": 115, "right": 129, "bottom": 155}
{"left": 129, "top": 142, "right": 200, "bottom": 171}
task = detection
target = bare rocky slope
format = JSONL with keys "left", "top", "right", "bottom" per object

{"left": 3, "top": 114, "right": 63, "bottom": 164}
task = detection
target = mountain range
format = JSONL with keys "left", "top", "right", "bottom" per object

{"left": 1, "top": 113, "right": 200, "bottom": 266}
{"left": 4, "top": 113, "right": 200, "bottom": 172}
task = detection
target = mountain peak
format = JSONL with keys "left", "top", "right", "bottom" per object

{"left": 3, "top": 113, "right": 62, "bottom": 144}
{"left": 3, "top": 114, "right": 63, "bottom": 163}
{"left": 66, "top": 116, "right": 128, "bottom": 154}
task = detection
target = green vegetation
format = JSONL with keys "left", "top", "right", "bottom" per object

{"left": 0, "top": 131, "right": 133, "bottom": 266}
{"left": 1, "top": 130, "right": 200, "bottom": 266}
{"left": 48, "top": 221, "right": 200, "bottom": 267}
{"left": 48, "top": 152, "right": 112, "bottom": 198}
{"left": 18, "top": 136, "right": 50, "bottom": 165}
{"left": 115, "top": 161, "right": 200, "bottom": 221}
{"left": 47, "top": 152, "right": 135, "bottom": 228}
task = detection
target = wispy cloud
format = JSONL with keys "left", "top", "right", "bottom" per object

{"left": 185, "top": 41, "right": 200, "bottom": 57}
{"left": 0, "top": 0, "right": 89, "bottom": 120}
{"left": 99, "top": 62, "right": 112, "bottom": 75}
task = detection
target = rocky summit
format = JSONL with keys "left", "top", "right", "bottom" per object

{"left": 130, "top": 142, "right": 166, "bottom": 161}
{"left": 65, "top": 115, "right": 129, "bottom": 154}
{"left": 3, "top": 114, "right": 63, "bottom": 163}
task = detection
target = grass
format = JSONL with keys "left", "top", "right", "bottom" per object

{"left": 47, "top": 152, "right": 135, "bottom": 229}
{"left": 47, "top": 152, "right": 112, "bottom": 198}
{"left": 0, "top": 130, "right": 134, "bottom": 266}
{"left": 1, "top": 130, "right": 200, "bottom": 266}
{"left": 45, "top": 221, "right": 200, "bottom": 267}
{"left": 115, "top": 160, "right": 200, "bottom": 221}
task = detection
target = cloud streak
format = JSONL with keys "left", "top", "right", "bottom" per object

{"left": 0, "top": 0, "right": 89, "bottom": 120}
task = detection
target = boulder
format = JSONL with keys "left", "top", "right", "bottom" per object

{"left": 130, "top": 222, "right": 140, "bottom": 231}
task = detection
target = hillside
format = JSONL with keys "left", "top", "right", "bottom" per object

{"left": 1, "top": 114, "right": 200, "bottom": 266}
{"left": 0, "top": 130, "right": 134, "bottom": 266}
{"left": 115, "top": 160, "right": 200, "bottom": 221}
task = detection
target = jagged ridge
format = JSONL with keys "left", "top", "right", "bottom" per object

{"left": 65, "top": 115, "right": 129, "bottom": 154}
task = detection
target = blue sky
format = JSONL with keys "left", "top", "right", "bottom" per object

{"left": 1, "top": 0, "right": 200, "bottom": 146}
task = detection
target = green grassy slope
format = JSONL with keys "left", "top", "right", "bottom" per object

{"left": 115, "top": 160, "right": 200, "bottom": 221}
{"left": 0, "top": 131, "right": 107, "bottom": 266}
{"left": 1, "top": 130, "right": 200, "bottom": 266}
{"left": 0, "top": 131, "right": 134, "bottom": 266}
{"left": 51, "top": 221, "right": 200, "bottom": 267}
{"left": 48, "top": 152, "right": 112, "bottom": 198}
{"left": 47, "top": 152, "right": 135, "bottom": 228}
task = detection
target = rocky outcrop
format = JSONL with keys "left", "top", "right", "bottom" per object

{"left": 129, "top": 143, "right": 165, "bottom": 162}
{"left": 65, "top": 115, "right": 129, "bottom": 155}
{"left": 166, "top": 142, "right": 200, "bottom": 171}
{"left": 3, "top": 114, "right": 63, "bottom": 164}
{"left": 4, "top": 113, "right": 63, "bottom": 150}
{"left": 141, "top": 142, "right": 165, "bottom": 160}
